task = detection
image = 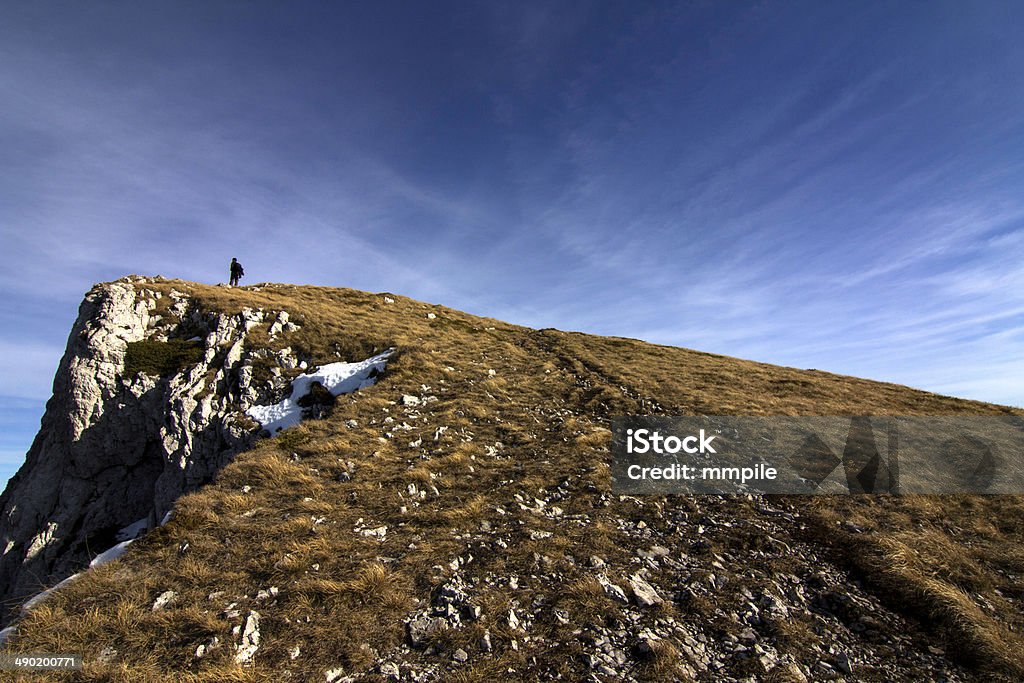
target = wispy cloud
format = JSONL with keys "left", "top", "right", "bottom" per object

{"left": 2, "top": 2, "right": 1024, "bottom": 486}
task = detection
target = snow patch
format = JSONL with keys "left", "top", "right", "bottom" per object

{"left": 11, "top": 534, "right": 137, "bottom": 622}
{"left": 246, "top": 349, "right": 393, "bottom": 434}
{"left": 116, "top": 516, "right": 149, "bottom": 542}
{"left": 90, "top": 540, "right": 133, "bottom": 568}
{"left": 22, "top": 571, "right": 81, "bottom": 612}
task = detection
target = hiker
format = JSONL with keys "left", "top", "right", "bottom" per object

{"left": 229, "top": 257, "right": 245, "bottom": 287}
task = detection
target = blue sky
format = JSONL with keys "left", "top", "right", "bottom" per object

{"left": 2, "top": 2, "right": 1023, "bottom": 487}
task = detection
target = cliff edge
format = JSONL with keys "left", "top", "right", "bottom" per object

{"left": 0, "top": 277, "right": 321, "bottom": 622}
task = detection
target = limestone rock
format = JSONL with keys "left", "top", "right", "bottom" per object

{"left": 234, "top": 611, "right": 261, "bottom": 664}
{"left": 152, "top": 590, "right": 177, "bottom": 611}
{"left": 628, "top": 574, "right": 663, "bottom": 607}
{"left": 0, "top": 281, "right": 278, "bottom": 624}
{"left": 407, "top": 616, "right": 445, "bottom": 648}
{"left": 598, "top": 576, "right": 629, "bottom": 603}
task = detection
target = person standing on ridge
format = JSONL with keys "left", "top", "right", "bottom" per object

{"left": 229, "top": 257, "right": 245, "bottom": 287}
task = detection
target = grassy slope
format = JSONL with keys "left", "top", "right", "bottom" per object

{"left": 7, "top": 279, "right": 1023, "bottom": 681}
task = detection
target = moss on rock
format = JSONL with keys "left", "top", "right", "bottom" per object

{"left": 124, "top": 339, "right": 205, "bottom": 378}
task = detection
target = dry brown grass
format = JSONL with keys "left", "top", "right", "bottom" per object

{"left": 4, "top": 277, "right": 1022, "bottom": 680}
{"left": 633, "top": 639, "right": 688, "bottom": 681}
{"left": 802, "top": 493, "right": 1024, "bottom": 678}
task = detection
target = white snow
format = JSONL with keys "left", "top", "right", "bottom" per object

{"left": 246, "top": 349, "right": 393, "bottom": 434}
{"left": 12, "top": 533, "right": 137, "bottom": 621}
{"left": 89, "top": 540, "right": 133, "bottom": 568}
{"left": 21, "top": 571, "right": 81, "bottom": 611}
{"left": 116, "top": 516, "right": 149, "bottom": 542}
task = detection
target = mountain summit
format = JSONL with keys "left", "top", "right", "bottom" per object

{"left": 1, "top": 277, "right": 1021, "bottom": 681}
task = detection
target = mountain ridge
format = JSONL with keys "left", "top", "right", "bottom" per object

{"left": 1, "top": 276, "right": 1021, "bottom": 681}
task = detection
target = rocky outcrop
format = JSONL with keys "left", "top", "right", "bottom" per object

{"left": 0, "top": 278, "right": 298, "bottom": 623}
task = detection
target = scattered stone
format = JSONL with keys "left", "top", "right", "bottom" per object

{"left": 325, "top": 668, "right": 347, "bottom": 683}
{"left": 151, "top": 590, "right": 177, "bottom": 611}
{"left": 759, "top": 650, "right": 779, "bottom": 670}
{"left": 194, "top": 637, "right": 219, "bottom": 659}
{"left": 628, "top": 574, "right": 663, "bottom": 607}
{"left": 407, "top": 616, "right": 445, "bottom": 648}
{"left": 380, "top": 662, "right": 400, "bottom": 680}
{"left": 770, "top": 662, "right": 808, "bottom": 682}
{"left": 835, "top": 651, "right": 854, "bottom": 674}
{"left": 598, "top": 577, "right": 629, "bottom": 603}
{"left": 761, "top": 592, "right": 790, "bottom": 617}
{"left": 400, "top": 395, "right": 421, "bottom": 406}
{"left": 635, "top": 638, "right": 656, "bottom": 660}
{"left": 234, "top": 611, "right": 261, "bottom": 664}
{"left": 267, "top": 311, "right": 290, "bottom": 336}
{"left": 255, "top": 586, "right": 279, "bottom": 601}
{"left": 453, "top": 648, "right": 469, "bottom": 663}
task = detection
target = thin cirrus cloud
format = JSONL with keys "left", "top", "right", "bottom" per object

{"left": 2, "top": 2, "right": 1023, "bottom": 486}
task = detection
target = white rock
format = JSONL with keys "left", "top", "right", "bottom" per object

{"left": 325, "top": 667, "right": 349, "bottom": 682}
{"left": 194, "top": 637, "right": 219, "bottom": 659}
{"left": 234, "top": 611, "right": 261, "bottom": 664}
{"left": 598, "top": 576, "right": 629, "bottom": 603}
{"left": 152, "top": 590, "right": 178, "bottom": 611}
{"left": 0, "top": 281, "right": 270, "bottom": 612}
{"left": 628, "top": 574, "right": 663, "bottom": 607}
